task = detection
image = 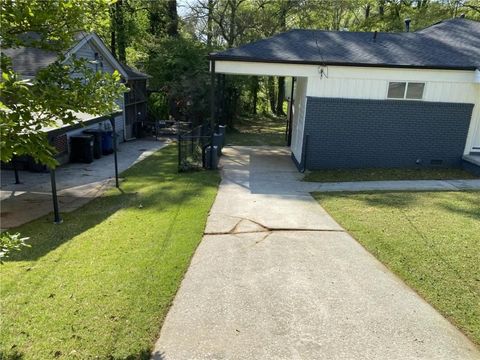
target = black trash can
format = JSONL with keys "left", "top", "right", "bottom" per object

{"left": 203, "top": 145, "right": 219, "bottom": 169}
{"left": 218, "top": 125, "right": 227, "bottom": 146}
{"left": 212, "top": 133, "right": 223, "bottom": 156}
{"left": 70, "top": 135, "right": 94, "bottom": 163}
{"left": 83, "top": 129, "right": 103, "bottom": 159}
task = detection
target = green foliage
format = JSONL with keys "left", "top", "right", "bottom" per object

{"left": 0, "top": 232, "right": 30, "bottom": 264}
{"left": 146, "top": 36, "right": 210, "bottom": 124}
{"left": 0, "top": 0, "right": 125, "bottom": 168}
{"left": 0, "top": 0, "right": 112, "bottom": 51}
{"left": 0, "top": 55, "right": 126, "bottom": 168}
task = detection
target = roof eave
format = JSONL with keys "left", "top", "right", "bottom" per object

{"left": 209, "top": 56, "right": 477, "bottom": 71}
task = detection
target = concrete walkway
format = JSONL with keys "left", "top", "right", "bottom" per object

{"left": 153, "top": 146, "right": 480, "bottom": 360}
{"left": 1, "top": 139, "right": 166, "bottom": 228}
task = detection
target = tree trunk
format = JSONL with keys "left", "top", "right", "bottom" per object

{"left": 110, "top": 5, "right": 116, "bottom": 57}
{"left": 166, "top": 0, "right": 179, "bottom": 37}
{"left": 251, "top": 76, "right": 259, "bottom": 115}
{"left": 116, "top": 0, "right": 126, "bottom": 63}
{"left": 227, "top": 0, "right": 236, "bottom": 47}
{"left": 207, "top": 0, "right": 214, "bottom": 47}
{"left": 276, "top": 77, "right": 285, "bottom": 115}
{"left": 365, "top": 4, "right": 371, "bottom": 19}
{"left": 267, "top": 77, "right": 276, "bottom": 114}
{"left": 378, "top": 0, "right": 385, "bottom": 17}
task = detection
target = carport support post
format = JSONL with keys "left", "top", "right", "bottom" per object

{"left": 110, "top": 116, "right": 119, "bottom": 188}
{"left": 209, "top": 60, "right": 216, "bottom": 169}
{"left": 13, "top": 157, "right": 21, "bottom": 184}
{"left": 50, "top": 167, "right": 62, "bottom": 224}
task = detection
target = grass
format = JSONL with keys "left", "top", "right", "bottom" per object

{"left": 304, "top": 167, "right": 478, "bottom": 182}
{"left": 314, "top": 190, "right": 480, "bottom": 345}
{"left": 0, "top": 145, "right": 220, "bottom": 359}
{"left": 226, "top": 114, "right": 287, "bottom": 146}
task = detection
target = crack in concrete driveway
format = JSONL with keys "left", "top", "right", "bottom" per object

{"left": 152, "top": 146, "right": 480, "bottom": 360}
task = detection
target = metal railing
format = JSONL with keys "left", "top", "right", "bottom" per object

{"left": 178, "top": 124, "right": 212, "bottom": 172}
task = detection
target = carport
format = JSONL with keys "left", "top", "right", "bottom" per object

{"left": 208, "top": 56, "right": 317, "bottom": 171}
{"left": 8, "top": 111, "right": 122, "bottom": 225}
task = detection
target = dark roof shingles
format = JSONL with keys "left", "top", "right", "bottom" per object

{"left": 211, "top": 18, "right": 480, "bottom": 70}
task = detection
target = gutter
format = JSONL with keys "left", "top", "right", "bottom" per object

{"left": 207, "top": 54, "right": 477, "bottom": 72}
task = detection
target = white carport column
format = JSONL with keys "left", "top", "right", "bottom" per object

{"left": 209, "top": 59, "right": 216, "bottom": 170}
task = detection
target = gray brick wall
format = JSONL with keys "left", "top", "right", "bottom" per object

{"left": 303, "top": 97, "right": 474, "bottom": 169}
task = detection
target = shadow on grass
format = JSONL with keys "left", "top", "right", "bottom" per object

{"left": 438, "top": 192, "right": 480, "bottom": 221}
{"left": 316, "top": 190, "right": 480, "bottom": 219}
{"left": 1, "top": 145, "right": 220, "bottom": 359}
{"left": 0, "top": 350, "right": 24, "bottom": 360}
{"left": 5, "top": 147, "right": 217, "bottom": 263}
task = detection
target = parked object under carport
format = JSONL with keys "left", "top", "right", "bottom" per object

{"left": 83, "top": 129, "right": 103, "bottom": 159}
{"left": 70, "top": 135, "right": 94, "bottom": 163}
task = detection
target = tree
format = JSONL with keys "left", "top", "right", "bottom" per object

{"left": 0, "top": 0, "right": 126, "bottom": 168}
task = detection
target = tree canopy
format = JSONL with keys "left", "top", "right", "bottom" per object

{"left": 0, "top": 0, "right": 126, "bottom": 168}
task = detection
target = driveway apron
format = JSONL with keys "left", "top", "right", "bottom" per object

{"left": 153, "top": 146, "right": 479, "bottom": 360}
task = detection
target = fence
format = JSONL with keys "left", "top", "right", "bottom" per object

{"left": 178, "top": 124, "right": 212, "bottom": 172}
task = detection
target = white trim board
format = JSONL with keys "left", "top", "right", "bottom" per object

{"left": 214, "top": 61, "right": 477, "bottom": 84}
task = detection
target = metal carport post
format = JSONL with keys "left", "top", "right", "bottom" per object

{"left": 110, "top": 115, "right": 119, "bottom": 188}
{"left": 45, "top": 111, "right": 122, "bottom": 224}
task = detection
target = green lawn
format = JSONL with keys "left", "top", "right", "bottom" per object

{"left": 0, "top": 145, "right": 220, "bottom": 359}
{"left": 314, "top": 191, "right": 480, "bottom": 345}
{"left": 304, "top": 167, "right": 478, "bottom": 182}
{"left": 226, "top": 114, "right": 287, "bottom": 146}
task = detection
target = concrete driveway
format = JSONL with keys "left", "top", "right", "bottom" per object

{"left": 1, "top": 139, "right": 166, "bottom": 228}
{"left": 153, "top": 146, "right": 479, "bottom": 360}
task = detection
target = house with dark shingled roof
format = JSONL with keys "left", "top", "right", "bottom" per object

{"left": 3, "top": 32, "right": 150, "bottom": 156}
{"left": 210, "top": 18, "right": 480, "bottom": 173}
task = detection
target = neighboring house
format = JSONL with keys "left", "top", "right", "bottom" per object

{"left": 3, "top": 32, "right": 149, "bottom": 164}
{"left": 210, "top": 18, "right": 480, "bottom": 172}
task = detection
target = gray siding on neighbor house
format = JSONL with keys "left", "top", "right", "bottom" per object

{"left": 302, "top": 97, "right": 474, "bottom": 170}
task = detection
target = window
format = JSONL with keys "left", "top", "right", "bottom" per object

{"left": 405, "top": 82, "right": 425, "bottom": 99}
{"left": 387, "top": 82, "right": 425, "bottom": 100}
{"left": 387, "top": 82, "right": 406, "bottom": 99}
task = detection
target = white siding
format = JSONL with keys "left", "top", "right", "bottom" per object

{"left": 465, "top": 86, "right": 480, "bottom": 152}
{"left": 74, "top": 41, "right": 116, "bottom": 74}
{"left": 66, "top": 41, "right": 125, "bottom": 137}
{"left": 291, "top": 77, "right": 308, "bottom": 163}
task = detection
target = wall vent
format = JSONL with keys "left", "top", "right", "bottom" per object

{"left": 430, "top": 159, "right": 443, "bottom": 166}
